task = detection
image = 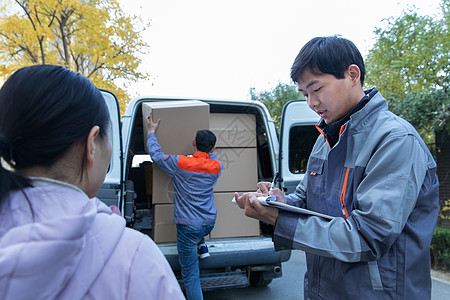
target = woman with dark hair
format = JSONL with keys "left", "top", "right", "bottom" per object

{"left": 0, "top": 65, "right": 184, "bottom": 300}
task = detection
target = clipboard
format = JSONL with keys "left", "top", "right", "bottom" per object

{"left": 232, "top": 195, "right": 335, "bottom": 220}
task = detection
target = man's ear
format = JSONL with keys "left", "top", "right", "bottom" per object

{"left": 347, "top": 64, "right": 361, "bottom": 86}
{"left": 208, "top": 146, "right": 216, "bottom": 154}
{"left": 192, "top": 139, "right": 196, "bottom": 148}
{"left": 86, "top": 126, "right": 100, "bottom": 167}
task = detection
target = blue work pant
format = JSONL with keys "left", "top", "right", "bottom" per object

{"left": 176, "top": 223, "right": 214, "bottom": 300}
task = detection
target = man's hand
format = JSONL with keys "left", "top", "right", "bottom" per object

{"left": 256, "top": 181, "right": 271, "bottom": 195}
{"left": 268, "top": 188, "right": 287, "bottom": 204}
{"left": 256, "top": 182, "right": 287, "bottom": 204}
{"left": 146, "top": 114, "right": 160, "bottom": 133}
{"left": 234, "top": 192, "right": 279, "bottom": 225}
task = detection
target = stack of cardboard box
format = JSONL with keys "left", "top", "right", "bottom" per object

{"left": 209, "top": 113, "right": 260, "bottom": 239}
{"left": 142, "top": 102, "right": 260, "bottom": 242}
{"left": 142, "top": 100, "right": 210, "bottom": 243}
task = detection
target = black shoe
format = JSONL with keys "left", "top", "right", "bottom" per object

{"left": 197, "top": 243, "right": 210, "bottom": 259}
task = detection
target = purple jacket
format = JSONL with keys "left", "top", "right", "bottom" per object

{"left": 0, "top": 181, "right": 185, "bottom": 300}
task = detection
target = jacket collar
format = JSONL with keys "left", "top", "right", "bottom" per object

{"left": 318, "top": 88, "right": 378, "bottom": 147}
{"left": 349, "top": 88, "right": 388, "bottom": 132}
{"left": 193, "top": 151, "right": 210, "bottom": 158}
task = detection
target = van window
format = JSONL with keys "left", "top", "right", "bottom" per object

{"left": 288, "top": 125, "right": 319, "bottom": 173}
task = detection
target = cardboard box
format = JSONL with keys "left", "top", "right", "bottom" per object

{"left": 142, "top": 100, "right": 210, "bottom": 154}
{"left": 152, "top": 166, "right": 175, "bottom": 204}
{"left": 153, "top": 204, "right": 177, "bottom": 243}
{"left": 152, "top": 203, "right": 209, "bottom": 243}
{"left": 214, "top": 147, "right": 258, "bottom": 192}
{"left": 210, "top": 192, "right": 260, "bottom": 239}
{"left": 210, "top": 113, "right": 257, "bottom": 148}
{"left": 142, "top": 100, "right": 210, "bottom": 204}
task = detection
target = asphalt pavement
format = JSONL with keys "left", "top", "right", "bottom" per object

{"left": 204, "top": 250, "right": 450, "bottom": 300}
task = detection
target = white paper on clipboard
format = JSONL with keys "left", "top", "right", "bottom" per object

{"left": 265, "top": 199, "right": 335, "bottom": 220}
{"left": 231, "top": 195, "right": 335, "bottom": 220}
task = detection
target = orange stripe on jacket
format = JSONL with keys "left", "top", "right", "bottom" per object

{"left": 340, "top": 167, "right": 350, "bottom": 219}
{"left": 339, "top": 124, "right": 346, "bottom": 137}
{"left": 178, "top": 153, "right": 221, "bottom": 175}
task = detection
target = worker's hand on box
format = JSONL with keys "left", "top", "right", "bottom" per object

{"left": 146, "top": 114, "right": 160, "bottom": 133}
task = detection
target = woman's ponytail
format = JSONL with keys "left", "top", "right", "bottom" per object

{"left": 0, "top": 136, "right": 30, "bottom": 202}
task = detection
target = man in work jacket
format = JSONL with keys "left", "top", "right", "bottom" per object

{"left": 235, "top": 36, "right": 439, "bottom": 299}
{"left": 146, "top": 114, "right": 222, "bottom": 300}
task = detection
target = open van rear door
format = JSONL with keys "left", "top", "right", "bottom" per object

{"left": 97, "top": 90, "right": 123, "bottom": 209}
{"left": 279, "top": 100, "right": 320, "bottom": 194}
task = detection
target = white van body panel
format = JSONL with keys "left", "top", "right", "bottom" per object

{"left": 279, "top": 100, "right": 320, "bottom": 193}
{"left": 98, "top": 91, "right": 122, "bottom": 208}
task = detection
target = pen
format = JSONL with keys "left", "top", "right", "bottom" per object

{"left": 270, "top": 172, "right": 279, "bottom": 191}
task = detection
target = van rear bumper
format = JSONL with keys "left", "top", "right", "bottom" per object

{"left": 158, "top": 236, "right": 291, "bottom": 271}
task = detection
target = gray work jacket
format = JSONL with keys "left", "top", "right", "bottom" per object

{"left": 274, "top": 89, "right": 439, "bottom": 299}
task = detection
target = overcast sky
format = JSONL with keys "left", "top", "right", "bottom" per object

{"left": 117, "top": 0, "right": 442, "bottom": 101}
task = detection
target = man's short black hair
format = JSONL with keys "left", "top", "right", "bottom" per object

{"left": 290, "top": 35, "right": 365, "bottom": 86}
{"left": 195, "top": 130, "right": 216, "bottom": 153}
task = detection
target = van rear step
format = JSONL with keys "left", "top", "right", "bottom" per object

{"left": 178, "top": 271, "right": 250, "bottom": 291}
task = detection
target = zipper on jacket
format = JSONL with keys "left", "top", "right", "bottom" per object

{"left": 338, "top": 124, "right": 350, "bottom": 219}
{"left": 340, "top": 167, "right": 350, "bottom": 219}
{"left": 316, "top": 122, "right": 350, "bottom": 219}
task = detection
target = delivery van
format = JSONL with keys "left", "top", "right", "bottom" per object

{"left": 98, "top": 91, "right": 320, "bottom": 290}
